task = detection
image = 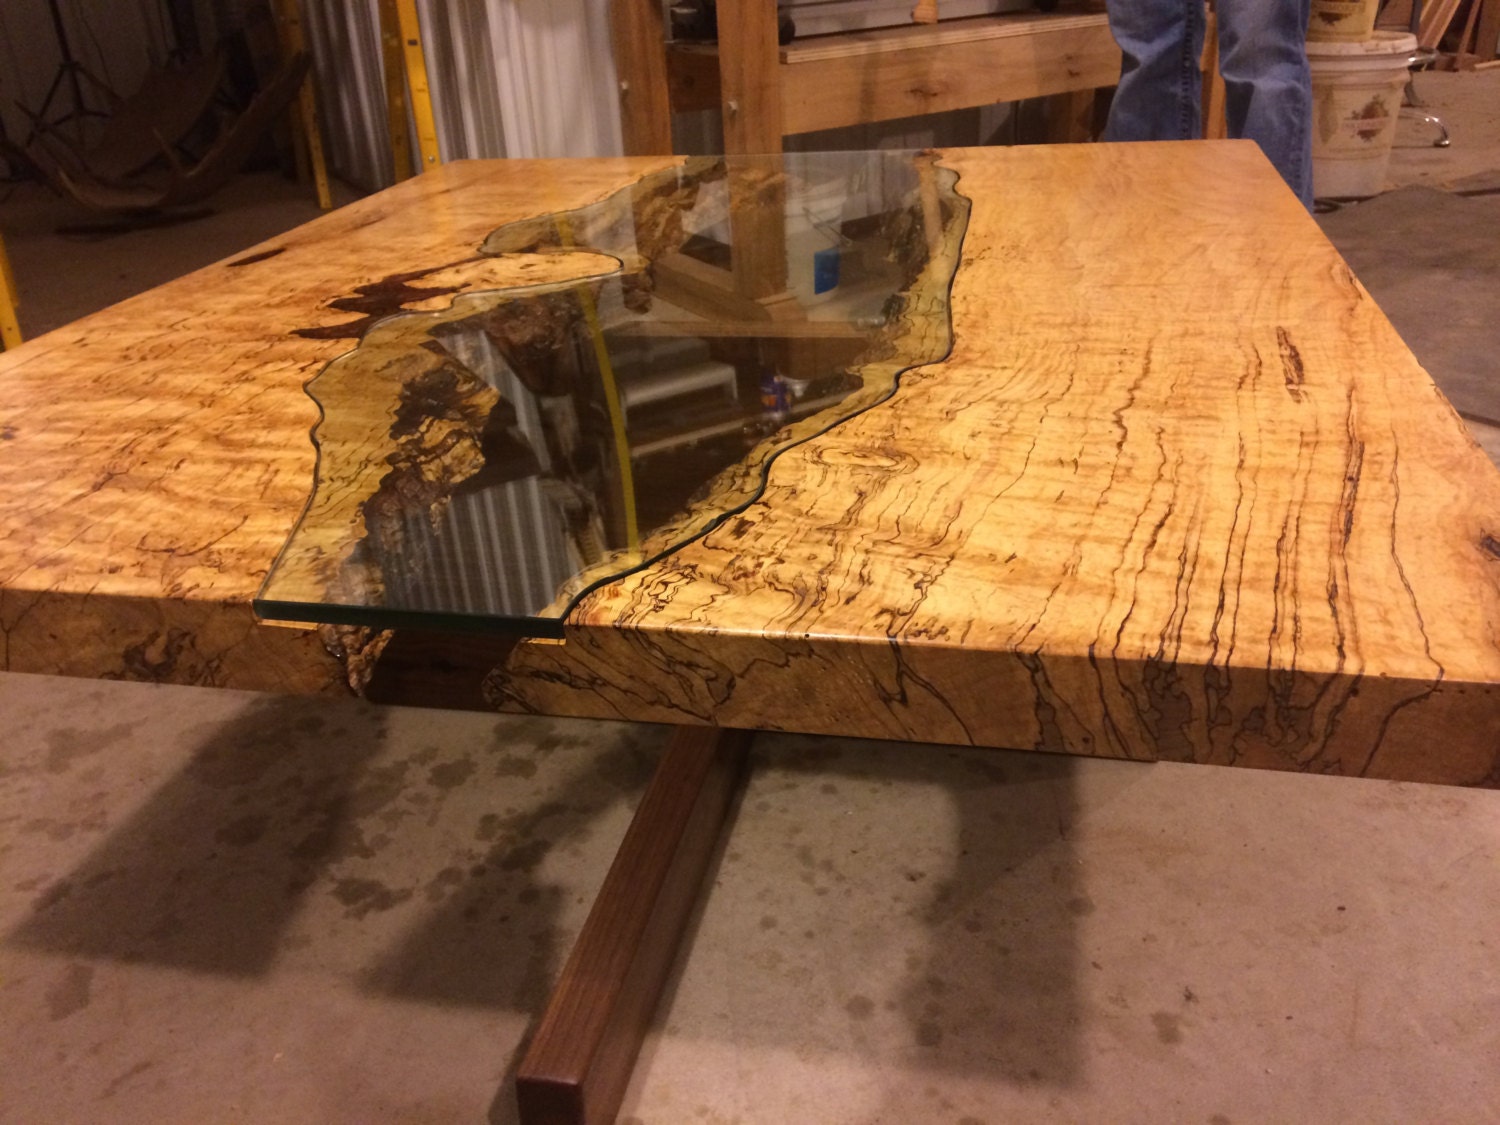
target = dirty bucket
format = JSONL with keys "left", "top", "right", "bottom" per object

{"left": 1308, "top": 32, "right": 1418, "bottom": 198}
{"left": 1307, "top": 0, "right": 1381, "bottom": 42}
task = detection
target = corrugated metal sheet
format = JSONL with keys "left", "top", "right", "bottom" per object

{"left": 302, "top": 0, "right": 622, "bottom": 192}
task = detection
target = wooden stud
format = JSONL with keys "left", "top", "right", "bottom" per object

{"left": 1453, "top": 0, "right": 1485, "bottom": 65}
{"left": 1419, "top": 0, "right": 1464, "bottom": 49}
{"left": 611, "top": 0, "right": 674, "bottom": 155}
{"left": 1476, "top": 0, "right": 1500, "bottom": 60}
{"left": 515, "top": 725, "right": 752, "bottom": 1125}
{"left": 664, "top": 45, "right": 722, "bottom": 113}
{"left": 652, "top": 252, "right": 773, "bottom": 321}
{"left": 715, "top": 0, "right": 784, "bottom": 154}
{"left": 727, "top": 157, "right": 790, "bottom": 300}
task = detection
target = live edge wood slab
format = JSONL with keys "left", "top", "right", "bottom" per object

{"left": 2, "top": 144, "right": 1498, "bottom": 787}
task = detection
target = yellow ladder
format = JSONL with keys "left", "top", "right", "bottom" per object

{"left": 0, "top": 231, "right": 21, "bottom": 350}
{"left": 380, "top": 0, "right": 442, "bottom": 179}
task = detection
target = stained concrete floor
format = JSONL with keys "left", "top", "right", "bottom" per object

{"left": 2, "top": 70, "right": 1499, "bottom": 1125}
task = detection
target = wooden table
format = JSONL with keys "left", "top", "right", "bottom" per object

{"left": 3, "top": 143, "right": 1498, "bottom": 1122}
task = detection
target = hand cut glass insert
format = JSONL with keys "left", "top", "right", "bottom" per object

{"left": 255, "top": 151, "right": 971, "bottom": 637}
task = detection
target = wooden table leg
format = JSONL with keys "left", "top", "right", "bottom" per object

{"left": 515, "top": 725, "right": 752, "bottom": 1125}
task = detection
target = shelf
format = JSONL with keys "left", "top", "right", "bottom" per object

{"left": 661, "top": 8, "right": 1120, "bottom": 139}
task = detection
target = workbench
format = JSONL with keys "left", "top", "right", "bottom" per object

{"left": 611, "top": 0, "right": 1123, "bottom": 153}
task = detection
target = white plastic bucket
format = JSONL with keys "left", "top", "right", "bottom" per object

{"left": 1308, "top": 32, "right": 1417, "bottom": 199}
{"left": 1307, "top": 0, "right": 1380, "bottom": 42}
{"left": 785, "top": 178, "right": 846, "bottom": 306}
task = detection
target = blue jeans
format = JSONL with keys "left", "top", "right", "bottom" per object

{"left": 1103, "top": 0, "right": 1313, "bottom": 209}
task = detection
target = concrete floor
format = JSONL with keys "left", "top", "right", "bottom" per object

{"left": 2, "top": 71, "right": 1499, "bottom": 1124}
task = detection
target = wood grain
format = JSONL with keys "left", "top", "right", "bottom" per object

{"left": 778, "top": 13, "right": 1120, "bottom": 135}
{"left": 1478, "top": 0, "right": 1500, "bottom": 60}
{"left": 0, "top": 158, "right": 678, "bottom": 690}
{"left": 4, "top": 145, "right": 1497, "bottom": 787}
{"left": 489, "top": 142, "right": 1500, "bottom": 787}
{"left": 716, "top": 0, "right": 784, "bottom": 154}
{"left": 611, "top": 0, "right": 674, "bottom": 155}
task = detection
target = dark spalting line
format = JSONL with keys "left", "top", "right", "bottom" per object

{"left": 1357, "top": 447, "right": 1446, "bottom": 779}
{"left": 226, "top": 247, "right": 286, "bottom": 268}
{"left": 120, "top": 627, "right": 195, "bottom": 682}
{"left": 1018, "top": 652, "right": 1071, "bottom": 756}
{"left": 291, "top": 257, "right": 484, "bottom": 340}
{"left": 1276, "top": 326, "right": 1306, "bottom": 402}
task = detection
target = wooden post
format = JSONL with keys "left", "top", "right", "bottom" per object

{"left": 611, "top": 0, "right": 674, "bottom": 155}
{"left": 394, "top": 0, "right": 442, "bottom": 170}
{"left": 715, "top": 0, "right": 785, "bottom": 154}
{"left": 515, "top": 726, "right": 751, "bottom": 1125}
{"left": 1476, "top": 0, "right": 1500, "bottom": 61}
{"left": 727, "top": 157, "right": 790, "bottom": 301}
{"left": 273, "top": 0, "right": 333, "bottom": 210}
{"left": 377, "top": 0, "right": 414, "bottom": 181}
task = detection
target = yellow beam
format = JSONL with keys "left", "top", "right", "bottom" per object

{"left": 556, "top": 217, "right": 638, "bottom": 550}
{"left": 394, "top": 0, "right": 442, "bottom": 170}
{"left": 377, "top": 0, "right": 414, "bottom": 181}
{"left": 0, "top": 231, "right": 21, "bottom": 350}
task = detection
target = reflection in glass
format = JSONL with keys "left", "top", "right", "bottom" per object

{"left": 255, "top": 151, "right": 970, "bottom": 636}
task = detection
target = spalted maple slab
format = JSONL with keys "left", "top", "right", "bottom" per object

{"left": 0, "top": 158, "right": 679, "bottom": 691}
{"left": 489, "top": 143, "right": 1500, "bottom": 787}
{"left": 3, "top": 145, "right": 1496, "bottom": 786}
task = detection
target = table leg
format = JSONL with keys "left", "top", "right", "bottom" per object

{"left": 515, "top": 725, "right": 752, "bottom": 1125}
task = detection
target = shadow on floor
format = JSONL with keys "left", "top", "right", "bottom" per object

{"left": 7, "top": 689, "right": 1096, "bottom": 1111}
{"left": 1317, "top": 185, "right": 1500, "bottom": 423}
{"left": 8, "top": 694, "right": 392, "bottom": 974}
{"left": 750, "top": 736, "right": 1091, "bottom": 1094}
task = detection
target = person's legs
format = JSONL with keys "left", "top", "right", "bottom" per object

{"left": 1218, "top": 0, "right": 1314, "bottom": 207}
{"left": 1103, "top": 0, "right": 1205, "bottom": 141}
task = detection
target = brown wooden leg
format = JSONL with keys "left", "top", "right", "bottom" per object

{"left": 1201, "top": 8, "right": 1228, "bottom": 140}
{"left": 515, "top": 725, "right": 752, "bottom": 1125}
